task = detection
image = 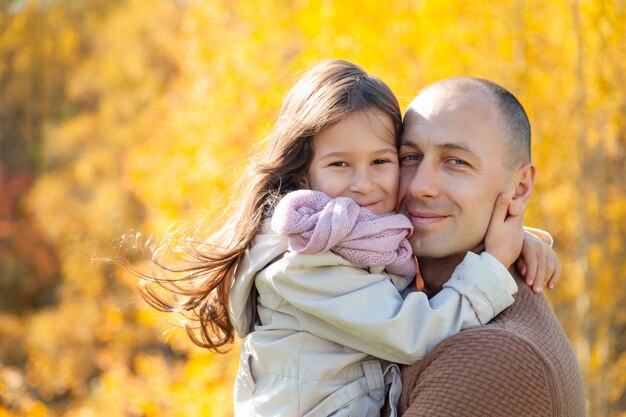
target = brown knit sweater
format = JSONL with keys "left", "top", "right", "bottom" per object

{"left": 395, "top": 275, "right": 586, "bottom": 417}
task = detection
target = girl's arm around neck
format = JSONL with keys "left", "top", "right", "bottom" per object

{"left": 262, "top": 251, "right": 516, "bottom": 364}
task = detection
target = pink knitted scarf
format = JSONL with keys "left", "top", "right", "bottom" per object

{"left": 271, "top": 190, "right": 416, "bottom": 278}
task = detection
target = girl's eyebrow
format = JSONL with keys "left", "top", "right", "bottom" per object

{"left": 374, "top": 148, "right": 400, "bottom": 155}
{"left": 318, "top": 148, "right": 397, "bottom": 160}
{"left": 318, "top": 152, "right": 349, "bottom": 160}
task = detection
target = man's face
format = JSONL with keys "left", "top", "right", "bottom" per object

{"left": 397, "top": 87, "right": 515, "bottom": 259}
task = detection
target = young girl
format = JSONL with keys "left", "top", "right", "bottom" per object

{"left": 141, "top": 60, "right": 558, "bottom": 417}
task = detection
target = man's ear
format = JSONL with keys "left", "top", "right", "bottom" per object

{"left": 509, "top": 162, "right": 535, "bottom": 216}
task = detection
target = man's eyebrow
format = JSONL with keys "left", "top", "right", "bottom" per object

{"left": 399, "top": 141, "right": 476, "bottom": 154}
{"left": 399, "top": 139, "right": 418, "bottom": 148}
{"left": 439, "top": 142, "right": 475, "bottom": 153}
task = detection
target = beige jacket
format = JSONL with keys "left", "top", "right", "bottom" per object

{"left": 229, "top": 223, "right": 518, "bottom": 417}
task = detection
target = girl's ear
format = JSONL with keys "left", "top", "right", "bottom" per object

{"left": 509, "top": 163, "right": 535, "bottom": 216}
{"left": 297, "top": 175, "right": 310, "bottom": 189}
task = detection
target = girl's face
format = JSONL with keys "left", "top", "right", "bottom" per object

{"left": 303, "top": 109, "right": 399, "bottom": 214}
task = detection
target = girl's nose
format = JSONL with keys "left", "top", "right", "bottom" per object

{"left": 349, "top": 168, "right": 375, "bottom": 194}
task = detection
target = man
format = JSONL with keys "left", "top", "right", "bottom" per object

{"left": 394, "top": 77, "right": 586, "bottom": 416}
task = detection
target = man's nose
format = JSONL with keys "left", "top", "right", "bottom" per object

{"left": 408, "top": 161, "right": 440, "bottom": 199}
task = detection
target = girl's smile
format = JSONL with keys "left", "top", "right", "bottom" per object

{"left": 303, "top": 109, "right": 399, "bottom": 215}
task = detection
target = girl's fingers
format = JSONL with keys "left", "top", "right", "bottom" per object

{"left": 537, "top": 254, "right": 556, "bottom": 293}
{"left": 525, "top": 253, "right": 538, "bottom": 287}
{"left": 542, "top": 254, "right": 556, "bottom": 290}
{"left": 490, "top": 193, "right": 510, "bottom": 225}
{"left": 532, "top": 253, "right": 548, "bottom": 293}
{"left": 516, "top": 258, "right": 527, "bottom": 277}
{"left": 547, "top": 255, "right": 562, "bottom": 289}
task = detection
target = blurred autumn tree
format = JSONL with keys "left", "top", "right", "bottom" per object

{"left": 1, "top": 0, "right": 625, "bottom": 416}
{"left": 1, "top": 1, "right": 238, "bottom": 416}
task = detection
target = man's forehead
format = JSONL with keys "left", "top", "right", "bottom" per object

{"left": 405, "top": 88, "right": 500, "bottom": 132}
{"left": 407, "top": 84, "right": 494, "bottom": 115}
{"left": 402, "top": 90, "right": 507, "bottom": 159}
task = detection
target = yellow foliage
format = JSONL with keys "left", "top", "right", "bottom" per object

{"left": 1, "top": 0, "right": 625, "bottom": 416}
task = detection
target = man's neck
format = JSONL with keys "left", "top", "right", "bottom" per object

{"left": 417, "top": 246, "right": 484, "bottom": 297}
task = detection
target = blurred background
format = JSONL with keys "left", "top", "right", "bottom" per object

{"left": 1, "top": 0, "right": 624, "bottom": 416}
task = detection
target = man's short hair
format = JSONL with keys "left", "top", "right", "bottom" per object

{"left": 426, "top": 77, "right": 531, "bottom": 168}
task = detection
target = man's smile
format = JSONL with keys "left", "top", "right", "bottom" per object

{"left": 407, "top": 211, "right": 450, "bottom": 226}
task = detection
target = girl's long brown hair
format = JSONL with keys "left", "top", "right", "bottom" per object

{"left": 140, "top": 59, "right": 402, "bottom": 352}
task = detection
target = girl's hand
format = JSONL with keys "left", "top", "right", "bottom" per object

{"left": 484, "top": 193, "right": 525, "bottom": 269}
{"left": 516, "top": 232, "right": 561, "bottom": 294}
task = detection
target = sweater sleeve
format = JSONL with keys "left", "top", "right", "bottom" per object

{"left": 264, "top": 251, "right": 516, "bottom": 364}
{"left": 397, "top": 328, "right": 555, "bottom": 417}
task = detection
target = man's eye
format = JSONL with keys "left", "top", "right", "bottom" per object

{"left": 448, "top": 158, "right": 468, "bottom": 166}
{"left": 400, "top": 154, "right": 421, "bottom": 164}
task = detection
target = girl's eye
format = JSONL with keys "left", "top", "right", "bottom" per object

{"left": 329, "top": 161, "right": 349, "bottom": 167}
{"left": 372, "top": 159, "right": 390, "bottom": 165}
